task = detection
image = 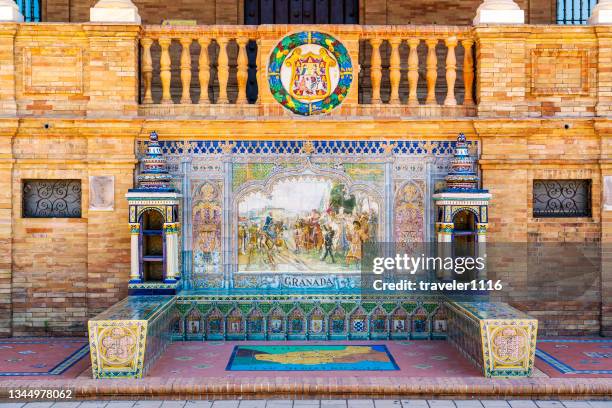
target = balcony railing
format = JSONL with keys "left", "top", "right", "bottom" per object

{"left": 139, "top": 25, "right": 476, "bottom": 117}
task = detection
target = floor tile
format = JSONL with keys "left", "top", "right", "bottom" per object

{"left": 508, "top": 402, "right": 538, "bottom": 408}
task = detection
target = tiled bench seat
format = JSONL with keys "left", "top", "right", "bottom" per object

{"left": 446, "top": 301, "right": 538, "bottom": 377}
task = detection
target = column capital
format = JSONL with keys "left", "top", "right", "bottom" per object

{"left": 0, "top": 0, "right": 23, "bottom": 22}
{"left": 589, "top": 0, "right": 612, "bottom": 24}
{"left": 129, "top": 223, "right": 140, "bottom": 234}
{"left": 473, "top": 0, "right": 525, "bottom": 24}
{"left": 90, "top": 0, "right": 141, "bottom": 24}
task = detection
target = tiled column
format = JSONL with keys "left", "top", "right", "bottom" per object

{"left": 164, "top": 223, "right": 179, "bottom": 283}
{"left": 129, "top": 223, "right": 141, "bottom": 283}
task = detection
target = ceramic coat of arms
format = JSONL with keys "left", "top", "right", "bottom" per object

{"left": 268, "top": 31, "right": 353, "bottom": 116}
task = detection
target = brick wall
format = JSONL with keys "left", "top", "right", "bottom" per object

{"left": 43, "top": 0, "right": 556, "bottom": 24}
{"left": 4, "top": 119, "right": 137, "bottom": 336}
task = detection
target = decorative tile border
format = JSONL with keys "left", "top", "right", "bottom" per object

{"left": 536, "top": 339, "right": 612, "bottom": 375}
{"left": 0, "top": 339, "right": 89, "bottom": 376}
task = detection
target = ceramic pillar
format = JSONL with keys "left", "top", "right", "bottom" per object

{"left": 473, "top": 0, "right": 525, "bottom": 24}
{"left": 476, "top": 223, "right": 488, "bottom": 279}
{"left": 129, "top": 223, "right": 141, "bottom": 283}
{"left": 164, "top": 223, "right": 179, "bottom": 283}
{"left": 90, "top": 0, "right": 141, "bottom": 23}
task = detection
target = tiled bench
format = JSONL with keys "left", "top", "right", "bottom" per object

{"left": 87, "top": 295, "right": 176, "bottom": 379}
{"left": 446, "top": 301, "right": 538, "bottom": 377}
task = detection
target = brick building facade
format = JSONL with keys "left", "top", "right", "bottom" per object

{"left": 0, "top": 0, "right": 610, "bottom": 339}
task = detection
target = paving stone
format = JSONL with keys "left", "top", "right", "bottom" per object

{"left": 50, "top": 403, "right": 81, "bottom": 408}
{"left": 481, "top": 402, "right": 510, "bottom": 408}
{"left": 347, "top": 401, "right": 374, "bottom": 408}
{"left": 161, "top": 403, "right": 186, "bottom": 408}
{"left": 293, "top": 402, "right": 320, "bottom": 408}
{"left": 238, "top": 402, "right": 267, "bottom": 408}
{"left": 77, "top": 402, "right": 109, "bottom": 408}
{"left": 133, "top": 403, "right": 164, "bottom": 408}
{"left": 104, "top": 403, "right": 137, "bottom": 408}
{"left": 24, "top": 403, "right": 55, "bottom": 408}
{"left": 374, "top": 402, "right": 401, "bottom": 408}
{"left": 535, "top": 403, "right": 564, "bottom": 408}
{"left": 428, "top": 402, "right": 456, "bottom": 408}
{"left": 185, "top": 402, "right": 213, "bottom": 408}
{"left": 0, "top": 404, "right": 26, "bottom": 408}
{"left": 401, "top": 401, "right": 429, "bottom": 408}
{"left": 454, "top": 402, "right": 483, "bottom": 408}
{"left": 266, "top": 402, "right": 293, "bottom": 408}
{"left": 560, "top": 403, "right": 591, "bottom": 408}
{"left": 211, "top": 403, "right": 239, "bottom": 408}
{"left": 587, "top": 404, "right": 612, "bottom": 408}
{"left": 508, "top": 403, "right": 538, "bottom": 408}
{"left": 321, "top": 402, "right": 347, "bottom": 408}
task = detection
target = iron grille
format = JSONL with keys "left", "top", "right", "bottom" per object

{"left": 533, "top": 179, "right": 592, "bottom": 218}
{"left": 22, "top": 179, "right": 82, "bottom": 218}
{"left": 557, "top": 0, "right": 598, "bottom": 24}
{"left": 14, "top": 0, "right": 41, "bottom": 22}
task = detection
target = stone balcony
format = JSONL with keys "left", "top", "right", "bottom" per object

{"left": 0, "top": 22, "right": 610, "bottom": 119}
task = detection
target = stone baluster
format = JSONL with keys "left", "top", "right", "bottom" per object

{"left": 389, "top": 38, "right": 401, "bottom": 104}
{"left": 236, "top": 37, "right": 249, "bottom": 104}
{"left": 159, "top": 37, "right": 173, "bottom": 104}
{"left": 255, "top": 39, "right": 262, "bottom": 104}
{"left": 198, "top": 37, "right": 211, "bottom": 104}
{"left": 141, "top": 37, "right": 153, "bottom": 104}
{"left": 407, "top": 38, "right": 420, "bottom": 106}
{"left": 180, "top": 37, "right": 192, "bottom": 104}
{"left": 425, "top": 38, "right": 438, "bottom": 105}
{"left": 217, "top": 37, "right": 230, "bottom": 104}
{"left": 444, "top": 36, "right": 457, "bottom": 106}
{"left": 370, "top": 38, "right": 382, "bottom": 104}
{"left": 462, "top": 39, "right": 475, "bottom": 106}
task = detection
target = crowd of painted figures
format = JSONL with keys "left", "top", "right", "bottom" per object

{"left": 238, "top": 207, "right": 378, "bottom": 269}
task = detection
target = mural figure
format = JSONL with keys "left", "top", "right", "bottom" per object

{"left": 237, "top": 176, "right": 379, "bottom": 273}
{"left": 193, "top": 182, "right": 222, "bottom": 279}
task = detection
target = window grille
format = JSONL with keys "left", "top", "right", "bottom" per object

{"left": 533, "top": 179, "right": 591, "bottom": 218}
{"left": 557, "top": 0, "right": 598, "bottom": 24}
{"left": 14, "top": 0, "right": 41, "bottom": 22}
{"left": 22, "top": 180, "right": 82, "bottom": 218}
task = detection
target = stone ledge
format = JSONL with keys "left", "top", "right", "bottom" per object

{"left": 0, "top": 377, "right": 611, "bottom": 399}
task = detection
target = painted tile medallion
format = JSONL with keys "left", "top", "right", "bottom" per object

{"left": 268, "top": 31, "right": 353, "bottom": 116}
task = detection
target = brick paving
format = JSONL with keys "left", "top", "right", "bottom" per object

{"left": 0, "top": 401, "right": 611, "bottom": 408}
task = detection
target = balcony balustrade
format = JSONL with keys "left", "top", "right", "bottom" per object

{"left": 139, "top": 25, "right": 476, "bottom": 117}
